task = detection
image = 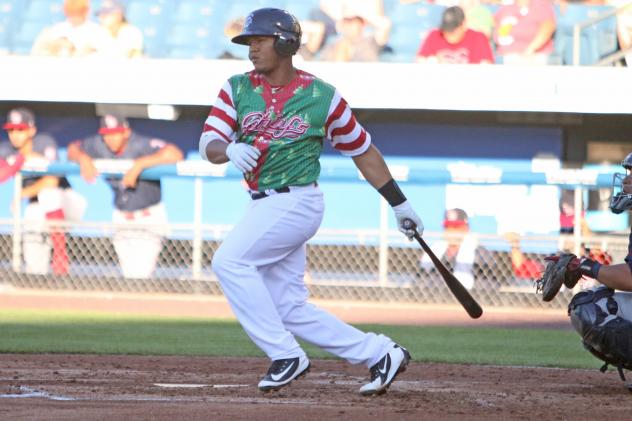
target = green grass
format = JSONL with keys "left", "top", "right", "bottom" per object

{"left": 0, "top": 309, "right": 599, "bottom": 369}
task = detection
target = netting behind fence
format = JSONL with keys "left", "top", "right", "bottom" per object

{"left": 2, "top": 220, "right": 628, "bottom": 310}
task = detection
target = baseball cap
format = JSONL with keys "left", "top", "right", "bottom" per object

{"left": 99, "top": 114, "right": 129, "bottom": 135}
{"left": 97, "top": 0, "right": 125, "bottom": 15}
{"left": 3, "top": 108, "right": 35, "bottom": 130}
{"left": 440, "top": 6, "right": 465, "bottom": 33}
{"left": 443, "top": 208, "right": 468, "bottom": 229}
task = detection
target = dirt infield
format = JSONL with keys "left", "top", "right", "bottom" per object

{"left": 2, "top": 288, "right": 626, "bottom": 419}
{"left": 1, "top": 354, "right": 630, "bottom": 420}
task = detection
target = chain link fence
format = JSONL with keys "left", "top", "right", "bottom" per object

{"left": 1, "top": 219, "right": 628, "bottom": 310}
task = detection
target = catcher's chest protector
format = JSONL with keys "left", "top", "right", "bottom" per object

{"left": 568, "top": 286, "right": 632, "bottom": 391}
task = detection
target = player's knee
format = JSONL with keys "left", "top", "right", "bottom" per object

{"left": 37, "top": 187, "right": 63, "bottom": 212}
{"left": 211, "top": 246, "right": 238, "bottom": 278}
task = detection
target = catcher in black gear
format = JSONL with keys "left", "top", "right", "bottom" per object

{"left": 536, "top": 155, "right": 632, "bottom": 390}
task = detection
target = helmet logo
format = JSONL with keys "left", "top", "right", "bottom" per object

{"left": 244, "top": 13, "right": 254, "bottom": 29}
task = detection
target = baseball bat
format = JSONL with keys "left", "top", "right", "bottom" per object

{"left": 403, "top": 219, "right": 483, "bottom": 319}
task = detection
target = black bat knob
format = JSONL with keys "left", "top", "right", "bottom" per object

{"left": 402, "top": 219, "right": 417, "bottom": 231}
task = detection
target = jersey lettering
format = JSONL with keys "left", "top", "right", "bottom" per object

{"left": 242, "top": 110, "right": 309, "bottom": 139}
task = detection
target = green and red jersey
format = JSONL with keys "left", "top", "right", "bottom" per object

{"left": 201, "top": 69, "right": 371, "bottom": 191}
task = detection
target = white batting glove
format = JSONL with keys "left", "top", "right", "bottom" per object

{"left": 225, "top": 142, "right": 261, "bottom": 173}
{"left": 392, "top": 200, "right": 424, "bottom": 239}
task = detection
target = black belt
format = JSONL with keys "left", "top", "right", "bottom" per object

{"left": 250, "top": 182, "right": 317, "bottom": 200}
{"left": 250, "top": 187, "right": 290, "bottom": 200}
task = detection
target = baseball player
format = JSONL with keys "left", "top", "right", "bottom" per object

{"left": 67, "top": 114, "right": 183, "bottom": 279}
{"left": 537, "top": 153, "right": 632, "bottom": 387}
{"left": 1, "top": 107, "right": 86, "bottom": 275}
{"left": 199, "top": 8, "right": 423, "bottom": 395}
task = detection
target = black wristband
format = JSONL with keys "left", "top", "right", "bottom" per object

{"left": 579, "top": 258, "right": 601, "bottom": 279}
{"left": 377, "top": 179, "right": 407, "bottom": 207}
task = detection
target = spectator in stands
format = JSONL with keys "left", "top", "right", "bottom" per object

{"left": 97, "top": 0, "right": 143, "bottom": 58}
{"left": 609, "top": 0, "right": 632, "bottom": 66}
{"left": 461, "top": 0, "right": 495, "bottom": 39}
{"left": 31, "top": 0, "right": 110, "bottom": 57}
{"left": 420, "top": 208, "right": 484, "bottom": 289}
{"left": 504, "top": 232, "right": 544, "bottom": 280}
{"left": 416, "top": 6, "right": 495, "bottom": 64}
{"left": 67, "top": 114, "right": 183, "bottom": 279}
{"left": 311, "top": 0, "right": 392, "bottom": 52}
{"left": 218, "top": 17, "right": 246, "bottom": 59}
{"left": 559, "top": 189, "right": 589, "bottom": 235}
{"left": 319, "top": 12, "right": 381, "bottom": 62}
{"left": 493, "top": 0, "right": 556, "bottom": 65}
{"left": 0, "top": 108, "right": 86, "bottom": 275}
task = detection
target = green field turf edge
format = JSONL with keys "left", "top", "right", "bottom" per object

{"left": 0, "top": 309, "right": 601, "bottom": 370}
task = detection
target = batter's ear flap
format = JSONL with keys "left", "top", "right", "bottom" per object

{"left": 274, "top": 35, "right": 300, "bottom": 56}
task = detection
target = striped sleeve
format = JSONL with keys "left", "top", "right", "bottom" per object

{"left": 324, "top": 90, "right": 371, "bottom": 157}
{"left": 199, "top": 81, "right": 238, "bottom": 161}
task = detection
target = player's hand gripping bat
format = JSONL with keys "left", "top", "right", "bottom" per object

{"left": 403, "top": 219, "right": 483, "bottom": 319}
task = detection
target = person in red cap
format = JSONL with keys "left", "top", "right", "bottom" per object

{"left": 0, "top": 107, "right": 86, "bottom": 275}
{"left": 67, "top": 114, "right": 183, "bottom": 279}
{"left": 420, "top": 208, "right": 481, "bottom": 290}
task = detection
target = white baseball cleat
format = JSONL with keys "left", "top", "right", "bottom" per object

{"left": 359, "top": 344, "right": 411, "bottom": 396}
{"left": 258, "top": 355, "right": 310, "bottom": 392}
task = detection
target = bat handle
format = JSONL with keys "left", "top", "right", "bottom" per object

{"left": 402, "top": 218, "right": 418, "bottom": 233}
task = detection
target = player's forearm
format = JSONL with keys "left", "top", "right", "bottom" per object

{"left": 597, "top": 263, "right": 632, "bottom": 292}
{"left": 67, "top": 141, "right": 90, "bottom": 163}
{"left": 526, "top": 21, "right": 555, "bottom": 54}
{"left": 352, "top": 145, "right": 393, "bottom": 189}
{"left": 21, "top": 176, "right": 59, "bottom": 199}
{"left": 201, "top": 140, "right": 230, "bottom": 164}
{"left": 135, "top": 144, "right": 183, "bottom": 169}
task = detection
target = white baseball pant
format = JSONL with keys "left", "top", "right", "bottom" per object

{"left": 22, "top": 187, "right": 86, "bottom": 274}
{"left": 112, "top": 202, "right": 167, "bottom": 279}
{"left": 212, "top": 184, "right": 394, "bottom": 367}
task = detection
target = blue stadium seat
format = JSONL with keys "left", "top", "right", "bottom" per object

{"left": 126, "top": 0, "right": 175, "bottom": 57}
{"left": 386, "top": 2, "right": 445, "bottom": 62}
{"left": 0, "top": 0, "right": 24, "bottom": 53}
{"left": 164, "top": 22, "right": 224, "bottom": 59}
{"left": 24, "top": 0, "right": 64, "bottom": 24}
{"left": 224, "top": 0, "right": 282, "bottom": 21}
{"left": 173, "top": 0, "right": 228, "bottom": 24}
{"left": 12, "top": 20, "right": 48, "bottom": 55}
{"left": 554, "top": 4, "right": 618, "bottom": 65}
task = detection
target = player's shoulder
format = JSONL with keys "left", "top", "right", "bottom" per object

{"left": 0, "top": 139, "right": 12, "bottom": 156}
{"left": 297, "top": 69, "right": 337, "bottom": 94}
{"left": 33, "top": 133, "right": 57, "bottom": 148}
{"left": 466, "top": 29, "right": 488, "bottom": 41}
{"left": 130, "top": 132, "right": 167, "bottom": 149}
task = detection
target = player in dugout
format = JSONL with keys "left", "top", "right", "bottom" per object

{"left": 537, "top": 152, "right": 632, "bottom": 389}
{"left": 0, "top": 107, "right": 86, "bottom": 275}
{"left": 67, "top": 114, "right": 183, "bottom": 279}
{"left": 199, "top": 8, "right": 423, "bottom": 395}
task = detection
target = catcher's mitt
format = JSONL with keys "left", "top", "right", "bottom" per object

{"left": 536, "top": 253, "right": 581, "bottom": 302}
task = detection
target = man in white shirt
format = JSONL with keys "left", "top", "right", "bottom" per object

{"left": 31, "top": 0, "right": 110, "bottom": 57}
{"left": 97, "top": 0, "right": 144, "bottom": 58}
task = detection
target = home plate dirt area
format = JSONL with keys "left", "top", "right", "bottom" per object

{"left": 0, "top": 354, "right": 630, "bottom": 420}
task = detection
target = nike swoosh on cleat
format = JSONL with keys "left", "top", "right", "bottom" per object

{"left": 378, "top": 356, "right": 390, "bottom": 376}
{"left": 270, "top": 361, "right": 297, "bottom": 382}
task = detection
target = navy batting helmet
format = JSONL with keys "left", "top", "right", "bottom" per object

{"left": 232, "top": 8, "right": 302, "bottom": 56}
{"left": 610, "top": 152, "right": 632, "bottom": 214}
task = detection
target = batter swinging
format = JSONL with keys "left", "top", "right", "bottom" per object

{"left": 199, "top": 8, "right": 423, "bottom": 395}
